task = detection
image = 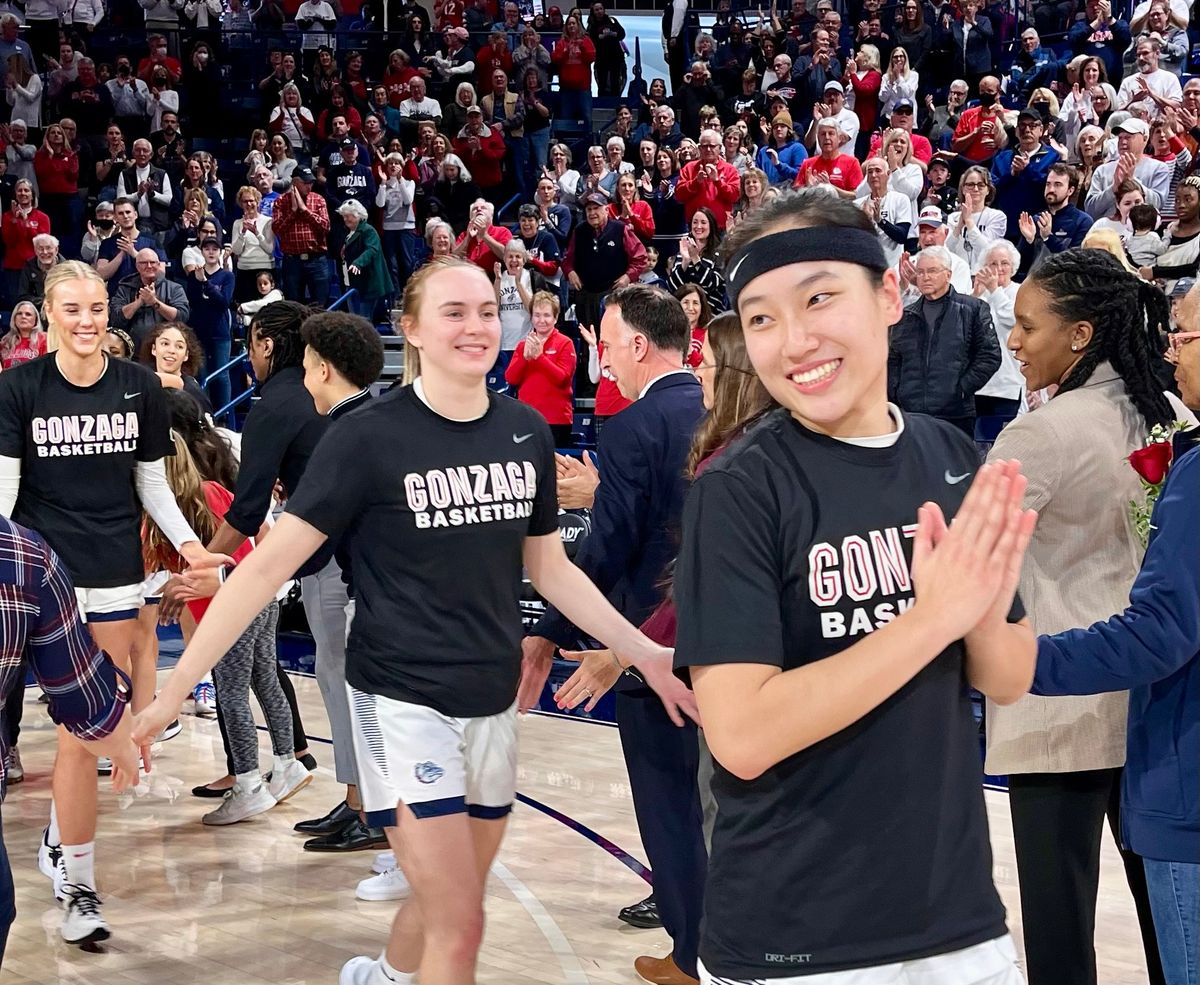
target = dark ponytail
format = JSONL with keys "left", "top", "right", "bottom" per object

{"left": 1027, "top": 249, "right": 1174, "bottom": 429}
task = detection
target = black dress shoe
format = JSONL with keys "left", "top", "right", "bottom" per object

{"left": 191, "top": 782, "right": 233, "bottom": 799}
{"left": 293, "top": 800, "right": 357, "bottom": 835}
{"left": 618, "top": 894, "right": 661, "bottom": 929}
{"left": 303, "top": 819, "right": 388, "bottom": 852}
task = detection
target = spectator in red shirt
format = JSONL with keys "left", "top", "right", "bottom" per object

{"left": 866, "top": 99, "right": 934, "bottom": 162}
{"left": 552, "top": 17, "right": 596, "bottom": 125}
{"left": 609, "top": 172, "right": 656, "bottom": 244}
{"left": 1, "top": 178, "right": 50, "bottom": 306}
{"left": 32, "top": 123, "right": 78, "bottom": 246}
{"left": 846, "top": 46, "right": 883, "bottom": 146}
{"left": 475, "top": 30, "right": 513, "bottom": 89}
{"left": 794, "top": 117, "right": 863, "bottom": 198}
{"left": 451, "top": 104, "right": 506, "bottom": 193}
{"left": 952, "top": 75, "right": 1009, "bottom": 163}
{"left": 675, "top": 128, "right": 741, "bottom": 228}
{"left": 505, "top": 290, "right": 577, "bottom": 445}
{"left": 137, "top": 34, "right": 183, "bottom": 85}
{"left": 271, "top": 166, "right": 332, "bottom": 305}
{"left": 454, "top": 197, "right": 513, "bottom": 275}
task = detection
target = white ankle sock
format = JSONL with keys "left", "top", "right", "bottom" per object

{"left": 62, "top": 842, "right": 96, "bottom": 888}
{"left": 234, "top": 770, "right": 263, "bottom": 793}
{"left": 48, "top": 801, "right": 61, "bottom": 845}
{"left": 378, "top": 952, "right": 414, "bottom": 984}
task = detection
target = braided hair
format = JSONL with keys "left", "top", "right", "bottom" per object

{"left": 1026, "top": 249, "right": 1174, "bottom": 429}
{"left": 250, "top": 300, "right": 315, "bottom": 383}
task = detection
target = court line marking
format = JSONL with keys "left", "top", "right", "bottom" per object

{"left": 492, "top": 860, "right": 592, "bottom": 985}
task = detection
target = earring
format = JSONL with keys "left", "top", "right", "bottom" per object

{"left": 1071, "top": 344, "right": 1079, "bottom": 351}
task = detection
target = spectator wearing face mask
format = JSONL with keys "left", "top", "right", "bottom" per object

{"left": 952, "top": 75, "right": 1009, "bottom": 163}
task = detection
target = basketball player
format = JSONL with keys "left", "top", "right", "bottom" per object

{"left": 131, "top": 257, "right": 677, "bottom": 985}
{"left": 671, "top": 192, "right": 1039, "bottom": 985}
{"left": 0, "top": 262, "right": 225, "bottom": 945}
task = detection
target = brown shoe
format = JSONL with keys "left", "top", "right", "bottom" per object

{"left": 633, "top": 954, "right": 700, "bottom": 985}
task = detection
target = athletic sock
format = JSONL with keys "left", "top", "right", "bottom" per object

{"left": 378, "top": 952, "right": 414, "bottom": 985}
{"left": 234, "top": 770, "right": 263, "bottom": 793}
{"left": 48, "top": 801, "right": 61, "bottom": 846}
{"left": 62, "top": 842, "right": 96, "bottom": 889}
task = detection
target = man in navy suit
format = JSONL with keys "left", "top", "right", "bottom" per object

{"left": 519, "top": 283, "right": 707, "bottom": 985}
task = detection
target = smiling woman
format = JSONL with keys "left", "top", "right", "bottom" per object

{"left": 0, "top": 260, "right": 224, "bottom": 949}
{"left": 671, "top": 190, "right": 1038, "bottom": 985}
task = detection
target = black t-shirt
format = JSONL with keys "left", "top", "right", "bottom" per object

{"left": 0, "top": 354, "right": 172, "bottom": 588}
{"left": 286, "top": 385, "right": 559, "bottom": 717}
{"left": 673, "top": 410, "right": 1016, "bottom": 979}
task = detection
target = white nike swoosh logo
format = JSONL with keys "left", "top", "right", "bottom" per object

{"left": 513, "top": 433, "right": 533, "bottom": 443}
{"left": 945, "top": 471, "right": 971, "bottom": 485}
{"left": 124, "top": 391, "right": 141, "bottom": 399}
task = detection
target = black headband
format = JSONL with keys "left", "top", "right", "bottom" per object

{"left": 725, "top": 226, "right": 889, "bottom": 309}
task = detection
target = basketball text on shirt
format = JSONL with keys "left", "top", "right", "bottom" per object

{"left": 808, "top": 523, "right": 919, "bottom": 638}
{"left": 404, "top": 460, "right": 539, "bottom": 529}
{"left": 31, "top": 413, "right": 140, "bottom": 457}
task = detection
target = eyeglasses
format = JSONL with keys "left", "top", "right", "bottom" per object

{"left": 962, "top": 180, "right": 986, "bottom": 188}
{"left": 1165, "top": 331, "right": 1200, "bottom": 363}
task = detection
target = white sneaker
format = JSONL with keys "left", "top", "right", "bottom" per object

{"left": 61, "top": 884, "right": 110, "bottom": 945}
{"left": 6, "top": 746, "right": 24, "bottom": 783}
{"left": 371, "top": 851, "right": 396, "bottom": 874}
{"left": 192, "top": 682, "right": 217, "bottom": 717}
{"left": 267, "top": 759, "right": 313, "bottom": 804}
{"left": 202, "top": 783, "right": 277, "bottom": 825}
{"left": 340, "top": 956, "right": 385, "bottom": 985}
{"left": 356, "top": 867, "right": 411, "bottom": 902}
{"left": 96, "top": 757, "right": 112, "bottom": 776}
{"left": 38, "top": 827, "right": 67, "bottom": 902}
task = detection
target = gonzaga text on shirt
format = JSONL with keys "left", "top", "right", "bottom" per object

{"left": 31, "top": 412, "right": 140, "bottom": 457}
{"left": 808, "top": 523, "right": 918, "bottom": 638}
{"left": 403, "top": 460, "right": 538, "bottom": 528}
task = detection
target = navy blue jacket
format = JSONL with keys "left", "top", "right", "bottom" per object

{"left": 535, "top": 372, "right": 704, "bottom": 646}
{"left": 990, "top": 145, "right": 1060, "bottom": 235}
{"left": 1034, "top": 446, "right": 1200, "bottom": 864}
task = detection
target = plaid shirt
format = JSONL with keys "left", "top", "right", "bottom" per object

{"left": 0, "top": 518, "right": 128, "bottom": 796}
{"left": 271, "top": 190, "right": 331, "bottom": 257}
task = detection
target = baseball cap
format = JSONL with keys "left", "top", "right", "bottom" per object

{"left": 449, "top": 26, "right": 469, "bottom": 39}
{"left": 466, "top": 104, "right": 483, "bottom": 115}
{"left": 892, "top": 99, "right": 915, "bottom": 113}
{"left": 200, "top": 237, "right": 221, "bottom": 249}
{"left": 930, "top": 151, "right": 955, "bottom": 169}
{"left": 917, "top": 205, "right": 945, "bottom": 227}
{"left": 339, "top": 136, "right": 356, "bottom": 148}
{"left": 824, "top": 80, "right": 844, "bottom": 94}
{"left": 518, "top": 203, "right": 540, "bottom": 218}
{"left": 293, "top": 166, "right": 316, "bottom": 183}
{"left": 581, "top": 191, "right": 608, "bottom": 208}
{"left": 1114, "top": 118, "right": 1150, "bottom": 136}
{"left": 1170, "top": 277, "right": 1195, "bottom": 299}
{"left": 1017, "top": 107, "right": 1045, "bottom": 124}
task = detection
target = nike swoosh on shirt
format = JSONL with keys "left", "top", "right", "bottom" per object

{"left": 124, "top": 391, "right": 141, "bottom": 399}
{"left": 513, "top": 433, "right": 533, "bottom": 444}
{"left": 944, "top": 471, "right": 971, "bottom": 485}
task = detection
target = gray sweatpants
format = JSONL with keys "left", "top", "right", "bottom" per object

{"left": 212, "top": 601, "right": 293, "bottom": 776}
{"left": 301, "top": 559, "right": 358, "bottom": 786}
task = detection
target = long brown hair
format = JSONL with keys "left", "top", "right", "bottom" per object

{"left": 687, "top": 312, "right": 776, "bottom": 477}
{"left": 143, "top": 431, "right": 220, "bottom": 572}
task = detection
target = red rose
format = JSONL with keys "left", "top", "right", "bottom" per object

{"left": 1129, "top": 441, "right": 1173, "bottom": 485}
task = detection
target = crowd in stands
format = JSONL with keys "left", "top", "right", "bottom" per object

{"left": 0, "top": 0, "right": 1197, "bottom": 438}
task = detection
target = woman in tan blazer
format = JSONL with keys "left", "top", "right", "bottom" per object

{"left": 985, "top": 249, "right": 1195, "bottom": 985}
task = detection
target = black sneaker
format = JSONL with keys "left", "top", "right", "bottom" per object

{"left": 618, "top": 894, "right": 661, "bottom": 929}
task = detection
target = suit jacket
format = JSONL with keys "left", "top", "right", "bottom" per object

{"left": 984, "top": 363, "right": 1197, "bottom": 774}
{"left": 535, "top": 371, "right": 705, "bottom": 650}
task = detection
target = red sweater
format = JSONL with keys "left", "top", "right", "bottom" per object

{"left": 475, "top": 44, "right": 513, "bottom": 89}
{"left": 1, "top": 209, "right": 51, "bottom": 270}
{"left": 674, "top": 158, "right": 741, "bottom": 228}
{"left": 551, "top": 37, "right": 595, "bottom": 91}
{"left": 33, "top": 148, "right": 79, "bottom": 195}
{"left": 505, "top": 328, "right": 576, "bottom": 425}
{"left": 608, "top": 200, "right": 656, "bottom": 243}
{"left": 452, "top": 126, "right": 506, "bottom": 188}
{"left": 848, "top": 69, "right": 882, "bottom": 134}
{"left": 594, "top": 343, "right": 633, "bottom": 417}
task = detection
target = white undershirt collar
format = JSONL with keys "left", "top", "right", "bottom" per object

{"left": 831, "top": 403, "right": 905, "bottom": 448}
{"left": 638, "top": 368, "right": 694, "bottom": 400}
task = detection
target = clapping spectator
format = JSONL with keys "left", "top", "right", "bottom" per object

{"left": 505, "top": 290, "right": 576, "bottom": 445}
{"left": 269, "top": 84, "right": 317, "bottom": 154}
{"left": 4, "top": 54, "right": 41, "bottom": 131}
{"left": 427, "top": 26, "right": 476, "bottom": 104}
{"left": 553, "top": 17, "right": 597, "bottom": 124}
{"left": 939, "top": 0, "right": 994, "bottom": 93}
{"left": 111, "top": 248, "right": 191, "bottom": 349}
{"left": 451, "top": 103, "right": 505, "bottom": 196}
{"left": 229, "top": 185, "right": 276, "bottom": 302}
{"left": 990, "top": 108, "right": 1060, "bottom": 235}
{"left": 32, "top": 125, "right": 78, "bottom": 245}
{"left": 186, "top": 237, "right": 236, "bottom": 408}
{"left": 514, "top": 26, "right": 552, "bottom": 89}
{"left": 272, "top": 166, "right": 331, "bottom": 304}
{"left": 2, "top": 120, "right": 36, "bottom": 190}
{"left": 879, "top": 47, "right": 919, "bottom": 124}
{"left": 667, "top": 206, "right": 727, "bottom": 312}
{"left": 1118, "top": 34, "right": 1182, "bottom": 119}
{"left": 145, "top": 65, "right": 180, "bottom": 135}
{"left": 675, "top": 128, "right": 740, "bottom": 228}
{"left": 0, "top": 179, "right": 49, "bottom": 306}
{"left": 17, "top": 232, "right": 61, "bottom": 303}
{"left": 947, "top": 165, "right": 1007, "bottom": 265}
{"left": 430, "top": 153, "right": 479, "bottom": 232}
{"left": 1069, "top": 0, "right": 1131, "bottom": 82}
{"left": 0, "top": 299, "right": 47, "bottom": 367}
{"left": 1085, "top": 117, "right": 1171, "bottom": 217}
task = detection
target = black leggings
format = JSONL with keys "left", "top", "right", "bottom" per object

{"left": 2, "top": 669, "right": 24, "bottom": 747}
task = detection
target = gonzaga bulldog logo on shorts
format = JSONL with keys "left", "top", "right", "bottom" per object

{"left": 414, "top": 761, "right": 445, "bottom": 785}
